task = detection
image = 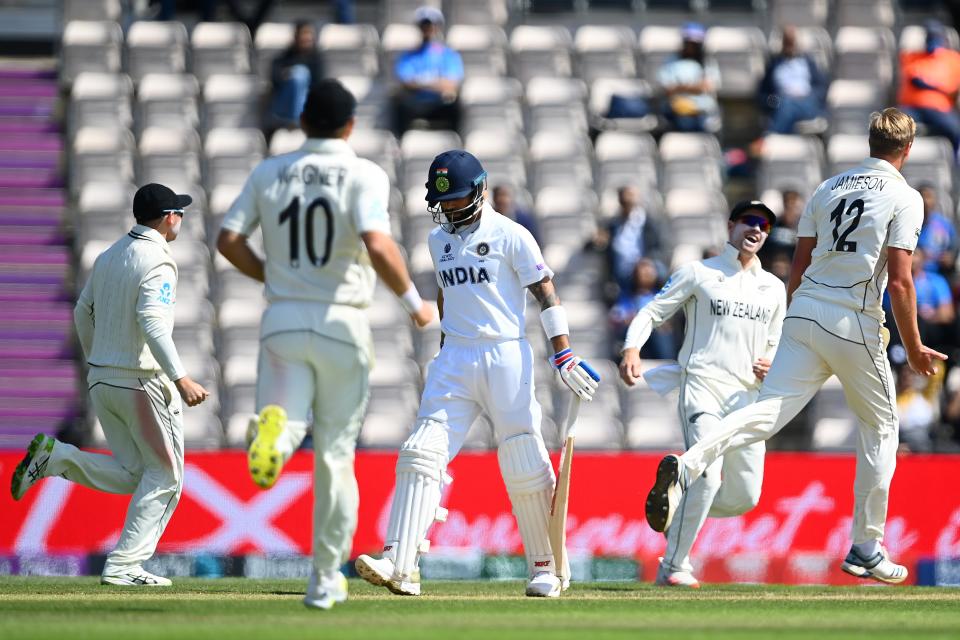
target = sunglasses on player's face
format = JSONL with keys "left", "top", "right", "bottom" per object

{"left": 163, "top": 209, "right": 185, "bottom": 217}
{"left": 736, "top": 214, "right": 771, "bottom": 233}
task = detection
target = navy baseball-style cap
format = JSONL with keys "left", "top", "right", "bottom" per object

{"left": 133, "top": 183, "right": 192, "bottom": 222}
{"left": 425, "top": 150, "right": 488, "bottom": 202}
{"left": 729, "top": 200, "right": 776, "bottom": 227}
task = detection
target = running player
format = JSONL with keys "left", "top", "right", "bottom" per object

{"left": 644, "top": 108, "right": 947, "bottom": 584}
{"left": 355, "top": 150, "right": 600, "bottom": 598}
{"left": 10, "top": 183, "right": 210, "bottom": 586}
{"left": 217, "top": 79, "right": 433, "bottom": 609}
{"left": 620, "top": 200, "right": 786, "bottom": 588}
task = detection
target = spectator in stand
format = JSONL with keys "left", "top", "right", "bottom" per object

{"left": 758, "top": 25, "right": 827, "bottom": 135}
{"left": 760, "top": 187, "right": 804, "bottom": 268}
{"left": 591, "top": 185, "right": 669, "bottom": 297}
{"left": 885, "top": 248, "right": 956, "bottom": 353}
{"left": 269, "top": 21, "right": 324, "bottom": 129}
{"left": 608, "top": 258, "right": 676, "bottom": 360}
{"left": 492, "top": 184, "right": 540, "bottom": 245}
{"left": 895, "top": 363, "right": 939, "bottom": 452}
{"left": 657, "top": 22, "right": 721, "bottom": 133}
{"left": 917, "top": 183, "right": 958, "bottom": 275}
{"left": 898, "top": 20, "right": 960, "bottom": 162}
{"left": 392, "top": 7, "right": 464, "bottom": 136}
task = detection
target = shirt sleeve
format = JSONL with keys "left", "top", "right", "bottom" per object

{"left": 796, "top": 189, "right": 818, "bottom": 238}
{"left": 352, "top": 163, "right": 393, "bottom": 235}
{"left": 511, "top": 225, "right": 553, "bottom": 287}
{"left": 73, "top": 272, "right": 95, "bottom": 358}
{"left": 763, "top": 280, "right": 788, "bottom": 361}
{"left": 220, "top": 168, "right": 262, "bottom": 236}
{"left": 887, "top": 189, "right": 924, "bottom": 251}
{"left": 444, "top": 48, "right": 464, "bottom": 82}
{"left": 395, "top": 51, "right": 415, "bottom": 83}
{"left": 623, "top": 263, "right": 697, "bottom": 351}
{"left": 137, "top": 264, "right": 187, "bottom": 381}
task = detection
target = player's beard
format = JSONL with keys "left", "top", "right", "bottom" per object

{"left": 168, "top": 217, "right": 182, "bottom": 241}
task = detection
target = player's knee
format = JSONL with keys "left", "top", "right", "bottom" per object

{"left": 497, "top": 433, "right": 554, "bottom": 495}
{"left": 397, "top": 419, "right": 449, "bottom": 482}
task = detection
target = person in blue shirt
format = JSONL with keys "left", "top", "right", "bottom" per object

{"left": 392, "top": 6, "right": 464, "bottom": 136}
{"left": 884, "top": 247, "right": 955, "bottom": 353}
{"left": 917, "top": 183, "right": 958, "bottom": 275}
{"left": 492, "top": 184, "right": 540, "bottom": 246}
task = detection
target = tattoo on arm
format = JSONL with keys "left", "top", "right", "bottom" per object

{"left": 527, "top": 277, "right": 560, "bottom": 310}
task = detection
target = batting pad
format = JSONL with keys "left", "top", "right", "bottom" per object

{"left": 498, "top": 433, "right": 556, "bottom": 577}
{"left": 384, "top": 420, "right": 448, "bottom": 581}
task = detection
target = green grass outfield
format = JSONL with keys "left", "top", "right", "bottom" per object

{"left": 1, "top": 578, "right": 959, "bottom": 640}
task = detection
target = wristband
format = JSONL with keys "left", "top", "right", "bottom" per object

{"left": 399, "top": 284, "right": 423, "bottom": 314}
{"left": 540, "top": 306, "right": 569, "bottom": 338}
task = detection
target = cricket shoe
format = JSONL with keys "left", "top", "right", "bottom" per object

{"left": 10, "top": 433, "right": 55, "bottom": 500}
{"left": 645, "top": 454, "right": 684, "bottom": 533}
{"left": 841, "top": 545, "right": 908, "bottom": 584}
{"left": 248, "top": 405, "right": 287, "bottom": 489}
{"left": 355, "top": 554, "right": 420, "bottom": 596}
{"left": 525, "top": 572, "right": 562, "bottom": 598}
{"left": 303, "top": 570, "right": 348, "bottom": 610}
{"left": 655, "top": 559, "right": 701, "bottom": 588}
{"left": 101, "top": 567, "right": 172, "bottom": 586}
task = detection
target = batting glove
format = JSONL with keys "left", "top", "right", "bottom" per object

{"left": 553, "top": 349, "right": 601, "bottom": 402}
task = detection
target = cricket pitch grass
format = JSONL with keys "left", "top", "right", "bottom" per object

{"left": 1, "top": 577, "right": 959, "bottom": 639}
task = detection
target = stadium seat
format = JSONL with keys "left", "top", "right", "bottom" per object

{"left": 380, "top": 23, "right": 421, "bottom": 79}
{"left": 136, "top": 73, "right": 200, "bottom": 134}
{"left": 338, "top": 75, "right": 388, "bottom": 130}
{"left": 460, "top": 76, "right": 523, "bottom": 135}
{"left": 68, "top": 72, "right": 132, "bottom": 135}
{"left": 595, "top": 130, "right": 659, "bottom": 195}
{"left": 253, "top": 22, "right": 295, "bottom": 81}
{"left": 63, "top": 0, "right": 121, "bottom": 22}
{"left": 464, "top": 129, "right": 527, "bottom": 190}
{"left": 900, "top": 23, "right": 960, "bottom": 52}
{"left": 138, "top": 126, "right": 202, "bottom": 188}
{"left": 834, "top": 0, "right": 895, "bottom": 29}
{"left": 525, "top": 77, "right": 588, "bottom": 136}
{"left": 664, "top": 188, "right": 728, "bottom": 251}
{"left": 704, "top": 26, "right": 766, "bottom": 99}
{"left": 347, "top": 128, "right": 400, "bottom": 184}
{"left": 319, "top": 24, "right": 380, "bottom": 78}
{"left": 756, "top": 134, "right": 824, "bottom": 196}
{"left": 528, "top": 131, "right": 593, "bottom": 192}
{"left": 574, "top": 25, "right": 637, "bottom": 82}
{"left": 126, "top": 21, "right": 189, "bottom": 83}
{"left": 201, "top": 74, "right": 262, "bottom": 132}
{"left": 769, "top": 0, "right": 828, "bottom": 28}
{"left": 827, "top": 79, "right": 882, "bottom": 136}
{"left": 268, "top": 128, "right": 306, "bottom": 156}
{"left": 637, "top": 25, "right": 681, "bottom": 86}
{"left": 899, "top": 137, "right": 955, "bottom": 197}
{"left": 447, "top": 25, "right": 508, "bottom": 78}
{"left": 834, "top": 27, "right": 895, "bottom": 90}
{"left": 508, "top": 25, "right": 574, "bottom": 83}
{"left": 588, "top": 78, "right": 657, "bottom": 134}
{"left": 190, "top": 22, "right": 253, "bottom": 84}
{"left": 60, "top": 20, "right": 123, "bottom": 85}
{"left": 768, "top": 26, "right": 832, "bottom": 72}
{"left": 534, "top": 186, "right": 599, "bottom": 253}
{"left": 381, "top": 0, "right": 441, "bottom": 26}
{"left": 659, "top": 132, "right": 724, "bottom": 193}
{"left": 203, "top": 128, "right": 265, "bottom": 191}
{"left": 70, "top": 126, "right": 135, "bottom": 194}
{"left": 399, "top": 129, "right": 462, "bottom": 193}
{"left": 447, "top": 0, "right": 509, "bottom": 27}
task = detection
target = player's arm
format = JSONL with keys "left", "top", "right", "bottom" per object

{"left": 528, "top": 277, "right": 601, "bottom": 402}
{"left": 73, "top": 272, "right": 95, "bottom": 358}
{"left": 217, "top": 230, "right": 265, "bottom": 282}
{"left": 619, "top": 263, "right": 695, "bottom": 386}
{"left": 361, "top": 230, "right": 433, "bottom": 328}
{"left": 217, "top": 170, "right": 265, "bottom": 282}
{"left": 888, "top": 247, "right": 947, "bottom": 376}
{"left": 437, "top": 287, "right": 445, "bottom": 348}
{"left": 137, "top": 265, "right": 209, "bottom": 407}
{"left": 755, "top": 281, "right": 787, "bottom": 382}
{"left": 786, "top": 236, "right": 816, "bottom": 303}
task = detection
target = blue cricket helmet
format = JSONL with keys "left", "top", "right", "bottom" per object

{"left": 425, "top": 150, "right": 488, "bottom": 203}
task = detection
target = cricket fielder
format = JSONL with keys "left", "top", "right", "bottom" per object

{"left": 10, "top": 183, "right": 210, "bottom": 586}
{"left": 355, "top": 150, "right": 600, "bottom": 598}
{"left": 217, "top": 79, "right": 433, "bottom": 610}
{"left": 645, "top": 108, "right": 948, "bottom": 583}
{"left": 620, "top": 200, "right": 787, "bottom": 588}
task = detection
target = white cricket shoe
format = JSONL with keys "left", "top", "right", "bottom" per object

{"left": 645, "top": 454, "right": 685, "bottom": 532}
{"left": 841, "top": 546, "right": 908, "bottom": 584}
{"left": 10, "top": 433, "right": 55, "bottom": 501}
{"left": 655, "top": 559, "right": 701, "bottom": 588}
{"left": 248, "top": 405, "right": 287, "bottom": 489}
{"left": 525, "top": 571, "right": 562, "bottom": 598}
{"left": 303, "top": 570, "right": 348, "bottom": 610}
{"left": 355, "top": 554, "right": 420, "bottom": 596}
{"left": 101, "top": 567, "right": 172, "bottom": 586}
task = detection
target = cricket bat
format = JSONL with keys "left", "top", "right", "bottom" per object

{"left": 548, "top": 393, "right": 581, "bottom": 589}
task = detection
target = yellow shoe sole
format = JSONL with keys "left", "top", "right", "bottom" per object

{"left": 248, "top": 405, "right": 287, "bottom": 489}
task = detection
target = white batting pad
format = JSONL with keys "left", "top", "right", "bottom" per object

{"left": 383, "top": 420, "right": 449, "bottom": 581}
{"left": 498, "top": 433, "right": 556, "bottom": 577}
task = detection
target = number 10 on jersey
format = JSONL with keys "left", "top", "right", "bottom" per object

{"left": 278, "top": 195, "right": 335, "bottom": 268}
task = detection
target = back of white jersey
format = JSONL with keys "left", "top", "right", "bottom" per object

{"left": 222, "top": 138, "right": 392, "bottom": 309}
{"left": 793, "top": 156, "right": 923, "bottom": 321}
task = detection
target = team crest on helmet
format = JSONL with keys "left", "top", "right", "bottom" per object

{"left": 435, "top": 176, "right": 450, "bottom": 192}
{"left": 477, "top": 242, "right": 489, "bottom": 256}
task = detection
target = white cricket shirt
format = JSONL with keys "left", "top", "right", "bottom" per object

{"left": 429, "top": 204, "right": 553, "bottom": 341}
{"left": 793, "top": 157, "right": 923, "bottom": 323}
{"left": 221, "top": 138, "right": 393, "bottom": 348}
{"left": 624, "top": 243, "right": 787, "bottom": 388}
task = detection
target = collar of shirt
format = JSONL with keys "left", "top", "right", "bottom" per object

{"left": 453, "top": 203, "right": 492, "bottom": 241}
{"left": 130, "top": 224, "right": 172, "bottom": 255}
{"left": 299, "top": 138, "right": 356, "bottom": 156}
{"left": 859, "top": 156, "right": 905, "bottom": 179}
{"left": 721, "top": 241, "right": 761, "bottom": 273}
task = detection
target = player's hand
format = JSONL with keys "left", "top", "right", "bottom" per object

{"left": 906, "top": 344, "right": 948, "bottom": 376}
{"left": 554, "top": 349, "right": 601, "bottom": 401}
{"left": 410, "top": 302, "right": 434, "bottom": 328}
{"left": 619, "top": 348, "right": 642, "bottom": 386}
{"left": 752, "top": 358, "right": 772, "bottom": 381}
{"left": 175, "top": 376, "right": 210, "bottom": 407}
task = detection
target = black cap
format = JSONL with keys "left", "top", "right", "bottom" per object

{"left": 301, "top": 79, "right": 356, "bottom": 133}
{"left": 425, "top": 150, "right": 487, "bottom": 202}
{"left": 729, "top": 199, "right": 776, "bottom": 227}
{"left": 133, "top": 183, "right": 192, "bottom": 222}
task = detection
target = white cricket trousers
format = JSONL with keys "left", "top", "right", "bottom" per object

{"left": 45, "top": 375, "right": 183, "bottom": 574}
{"left": 662, "top": 374, "right": 763, "bottom": 574}
{"left": 256, "top": 331, "right": 370, "bottom": 574}
{"left": 680, "top": 307, "right": 899, "bottom": 545}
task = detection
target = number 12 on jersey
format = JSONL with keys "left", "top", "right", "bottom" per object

{"left": 828, "top": 198, "right": 864, "bottom": 253}
{"left": 278, "top": 196, "right": 335, "bottom": 268}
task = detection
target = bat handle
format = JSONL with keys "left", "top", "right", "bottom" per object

{"left": 561, "top": 393, "right": 581, "bottom": 441}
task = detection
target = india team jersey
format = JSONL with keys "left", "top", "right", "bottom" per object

{"left": 793, "top": 157, "right": 924, "bottom": 322}
{"left": 429, "top": 204, "right": 553, "bottom": 341}
{"left": 222, "top": 138, "right": 393, "bottom": 310}
{"left": 625, "top": 243, "right": 787, "bottom": 388}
